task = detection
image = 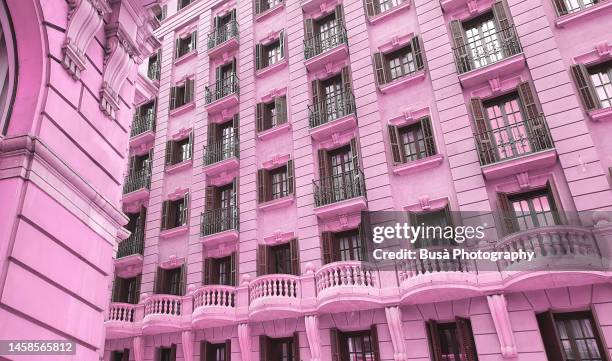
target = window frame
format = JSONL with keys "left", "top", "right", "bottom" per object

{"left": 587, "top": 60, "right": 612, "bottom": 109}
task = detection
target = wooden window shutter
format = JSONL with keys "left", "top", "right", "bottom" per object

{"left": 182, "top": 193, "right": 190, "bottom": 226}
{"left": 321, "top": 232, "right": 335, "bottom": 264}
{"left": 160, "top": 200, "right": 168, "bottom": 230}
{"left": 517, "top": 81, "right": 550, "bottom": 152}
{"left": 312, "top": 79, "right": 324, "bottom": 107}
{"left": 492, "top": 0, "right": 512, "bottom": 30}
{"left": 256, "top": 103, "right": 265, "bottom": 132}
{"left": 134, "top": 274, "right": 142, "bottom": 304}
{"left": 187, "top": 78, "right": 195, "bottom": 103}
{"left": 536, "top": 311, "right": 565, "bottom": 361}
{"left": 207, "top": 122, "right": 218, "bottom": 146}
{"left": 233, "top": 114, "right": 240, "bottom": 140}
{"left": 257, "top": 244, "right": 269, "bottom": 276}
{"left": 426, "top": 320, "right": 443, "bottom": 361}
{"left": 335, "top": 4, "right": 344, "bottom": 25}
{"left": 341, "top": 66, "right": 352, "bottom": 93}
{"left": 318, "top": 148, "right": 331, "bottom": 178}
{"left": 570, "top": 64, "right": 600, "bottom": 111}
{"left": 350, "top": 138, "right": 360, "bottom": 170}
{"left": 590, "top": 306, "right": 611, "bottom": 361}
{"left": 411, "top": 35, "right": 425, "bottom": 71}
{"left": 215, "top": 65, "right": 222, "bottom": 83}
{"left": 363, "top": 0, "right": 380, "bottom": 17}
{"left": 230, "top": 9, "right": 236, "bottom": 21}
{"left": 287, "top": 159, "right": 295, "bottom": 195}
{"left": 545, "top": 180, "right": 565, "bottom": 225}
{"left": 450, "top": 20, "right": 470, "bottom": 72}
{"left": 279, "top": 30, "right": 286, "bottom": 59}
{"left": 257, "top": 169, "right": 268, "bottom": 203}
{"left": 254, "top": 43, "right": 263, "bottom": 70}
{"left": 388, "top": 125, "right": 405, "bottom": 164}
{"left": 170, "top": 344, "right": 177, "bottom": 360}
{"left": 254, "top": 0, "right": 261, "bottom": 15}
{"left": 329, "top": 328, "right": 341, "bottom": 361}
{"left": 112, "top": 276, "right": 122, "bottom": 302}
{"left": 174, "top": 39, "right": 180, "bottom": 59}
{"left": 203, "top": 258, "right": 213, "bottom": 285}
{"left": 155, "top": 267, "right": 165, "bottom": 294}
{"left": 276, "top": 96, "right": 288, "bottom": 125}
{"left": 517, "top": 81, "right": 541, "bottom": 120}
{"left": 420, "top": 117, "right": 437, "bottom": 157}
{"left": 232, "top": 177, "right": 239, "bottom": 206}
{"left": 165, "top": 140, "right": 175, "bottom": 166}
{"left": 205, "top": 185, "right": 217, "bottom": 210}
{"left": 231, "top": 57, "right": 237, "bottom": 75}
{"left": 188, "top": 131, "right": 194, "bottom": 160}
{"left": 259, "top": 336, "right": 269, "bottom": 361}
{"left": 170, "top": 86, "right": 177, "bottom": 109}
{"left": 179, "top": 263, "right": 187, "bottom": 295}
{"left": 304, "top": 18, "right": 315, "bottom": 40}
{"left": 161, "top": 5, "right": 167, "bottom": 19}
{"left": 497, "top": 192, "right": 517, "bottom": 235}
{"left": 371, "top": 325, "right": 381, "bottom": 361}
{"left": 225, "top": 339, "right": 232, "bottom": 361}
{"left": 200, "top": 341, "right": 209, "bottom": 361}
{"left": 121, "top": 349, "right": 130, "bottom": 361}
{"left": 289, "top": 238, "right": 300, "bottom": 276}
{"left": 293, "top": 332, "right": 300, "bottom": 361}
{"left": 230, "top": 252, "right": 237, "bottom": 286}
{"left": 359, "top": 220, "right": 371, "bottom": 262}
{"left": 191, "top": 31, "right": 197, "bottom": 51}
{"left": 553, "top": 0, "right": 569, "bottom": 16}
{"left": 470, "top": 98, "right": 495, "bottom": 164}
{"left": 456, "top": 317, "right": 477, "bottom": 361}
{"left": 128, "top": 154, "right": 136, "bottom": 174}
{"left": 372, "top": 53, "right": 388, "bottom": 86}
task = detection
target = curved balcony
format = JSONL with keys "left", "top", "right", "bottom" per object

{"left": 249, "top": 274, "right": 302, "bottom": 321}
{"left": 315, "top": 261, "right": 382, "bottom": 313}
{"left": 192, "top": 285, "right": 237, "bottom": 328}
{"left": 105, "top": 303, "right": 139, "bottom": 339}
{"left": 142, "top": 295, "right": 184, "bottom": 335}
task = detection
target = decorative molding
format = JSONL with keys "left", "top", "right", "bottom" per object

{"left": 385, "top": 306, "right": 408, "bottom": 361}
{"left": 318, "top": 129, "right": 354, "bottom": 150}
{"left": 311, "top": 59, "right": 347, "bottom": 80}
{"left": 63, "top": 0, "right": 111, "bottom": 80}
{"left": 574, "top": 41, "right": 612, "bottom": 65}
{"left": 323, "top": 212, "right": 361, "bottom": 232}
{"left": 207, "top": 169, "right": 239, "bottom": 187}
{"left": 487, "top": 295, "right": 518, "bottom": 358}
{"left": 262, "top": 231, "right": 295, "bottom": 245}
{"left": 204, "top": 241, "right": 237, "bottom": 258}
{"left": 167, "top": 187, "right": 189, "bottom": 201}
{"left": 259, "top": 29, "right": 281, "bottom": 45}
{"left": 172, "top": 127, "right": 192, "bottom": 140}
{"left": 471, "top": 76, "right": 521, "bottom": 99}
{"left": 261, "top": 87, "right": 288, "bottom": 103}
{"left": 261, "top": 154, "right": 291, "bottom": 169}
{"left": 388, "top": 106, "right": 430, "bottom": 127}
{"left": 160, "top": 255, "right": 186, "bottom": 269}
{"left": 238, "top": 324, "right": 252, "bottom": 361}
{"left": 404, "top": 197, "right": 449, "bottom": 212}
{"left": 305, "top": 315, "right": 322, "bottom": 361}
{"left": 516, "top": 172, "right": 530, "bottom": 190}
{"left": 418, "top": 195, "right": 431, "bottom": 210}
{"left": 377, "top": 32, "right": 415, "bottom": 54}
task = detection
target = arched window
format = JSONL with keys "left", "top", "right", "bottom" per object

{"left": 0, "top": 0, "right": 17, "bottom": 135}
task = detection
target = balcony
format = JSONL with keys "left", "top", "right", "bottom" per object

{"left": 129, "top": 113, "right": 156, "bottom": 148}
{"left": 122, "top": 169, "right": 151, "bottom": 203}
{"left": 313, "top": 168, "right": 367, "bottom": 219}
{"left": 475, "top": 115, "right": 556, "bottom": 180}
{"left": 308, "top": 90, "right": 357, "bottom": 141}
{"left": 315, "top": 261, "right": 382, "bottom": 313}
{"left": 192, "top": 285, "right": 237, "bottom": 328}
{"left": 205, "top": 74, "right": 239, "bottom": 112}
{"left": 200, "top": 206, "right": 239, "bottom": 245}
{"left": 454, "top": 26, "right": 524, "bottom": 87}
{"left": 249, "top": 274, "right": 304, "bottom": 321}
{"left": 304, "top": 22, "right": 349, "bottom": 71}
{"left": 207, "top": 20, "right": 239, "bottom": 57}
{"left": 142, "top": 294, "right": 185, "bottom": 335}
{"left": 203, "top": 138, "right": 239, "bottom": 175}
{"left": 105, "top": 303, "right": 139, "bottom": 339}
{"left": 115, "top": 231, "right": 144, "bottom": 272}
{"left": 147, "top": 62, "right": 160, "bottom": 82}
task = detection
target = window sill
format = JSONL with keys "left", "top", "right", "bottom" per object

{"left": 367, "top": 1, "right": 411, "bottom": 24}
{"left": 160, "top": 224, "right": 189, "bottom": 239}
{"left": 122, "top": 187, "right": 150, "bottom": 204}
{"left": 203, "top": 157, "right": 239, "bottom": 176}
{"left": 481, "top": 149, "right": 557, "bottom": 180}
{"left": 555, "top": 1, "right": 612, "bottom": 28}
{"left": 173, "top": 50, "right": 198, "bottom": 66}
{"left": 457, "top": 53, "right": 526, "bottom": 88}
{"left": 589, "top": 106, "right": 612, "bottom": 122}
{"left": 200, "top": 229, "right": 239, "bottom": 246}
{"left": 378, "top": 70, "right": 426, "bottom": 94}
{"left": 257, "top": 122, "right": 291, "bottom": 141}
{"left": 258, "top": 195, "right": 295, "bottom": 211}
{"left": 392, "top": 154, "right": 444, "bottom": 176}
{"left": 304, "top": 43, "right": 349, "bottom": 72}
{"left": 255, "top": 58, "right": 288, "bottom": 78}
{"left": 169, "top": 101, "right": 196, "bottom": 117}
{"left": 254, "top": 2, "right": 285, "bottom": 22}
{"left": 208, "top": 37, "right": 239, "bottom": 58}
{"left": 165, "top": 158, "right": 193, "bottom": 174}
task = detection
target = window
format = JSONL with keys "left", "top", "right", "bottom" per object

{"left": 165, "top": 133, "right": 193, "bottom": 166}
{"left": 209, "top": 10, "right": 237, "bottom": 49}
{"left": 426, "top": 318, "right": 478, "bottom": 361}
{"left": 310, "top": 68, "right": 354, "bottom": 125}
{"left": 254, "top": 0, "right": 283, "bottom": 14}
{"left": 158, "top": 345, "right": 177, "bottom": 361}
{"left": 203, "top": 253, "right": 237, "bottom": 286}
{"left": 588, "top": 61, "right": 612, "bottom": 109}
{"left": 175, "top": 31, "right": 197, "bottom": 59}
{"left": 259, "top": 334, "right": 299, "bottom": 361}
{"left": 170, "top": 78, "right": 194, "bottom": 109}
{"left": 257, "top": 239, "right": 299, "bottom": 276}
{"left": 497, "top": 183, "right": 561, "bottom": 234}
{"left": 147, "top": 52, "right": 160, "bottom": 80}
{"left": 0, "top": 0, "right": 16, "bottom": 135}
{"left": 257, "top": 161, "right": 294, "bottom": 203}
{"left": 155, "top": 266, "right": 186, "bottom": 296}
{"left": 201, "top": 341, "right": 231, "bottom": 361}
{"left": 205, "top": 115, "right": 239, "bottom": 165}
{"left": 410, "top": 207, "right": 453, "bottom": 248}
{"left": 112, "top": 276, "right": 141, "bottom": 304}
{"left": 127, "top": 152, "right": 151, "bottom": 175}
{"left": 256, "top": 96, "right": 288, "bottom": 132}
{"left": 321, "top": 229, "right": 365, "bottom": 263}
{"left": 254, "top": 32, "right": 285, "bottom": 70}
{"left": 303, "top": 6, "right": 346, "bottom": 59}
{"left": 161, "top": 194, "right": 190, "bottom": 230}
{"left": 388, "top": 117, "right": 436, "bottom": 164}
{"left": 538, "top": 310, "right": 608, "bottom": 361}
{"left": 177, "top": 0, "right": 192, "bottom": 11}
{"left": 329, "top": 327, "right": 381, "bottom": 361}
{"left": 315, "top": 140, "right": 364, "bottom": 206}
{"left": 153, "top": 4, "right": 167, "bottom": 21}
{"left": 372, "top": 37, "right": 424, "bottom": 85}
{"left": 553, "top": 0, "right": 599, "bottom": 16}
{"left": 202, "top": 180, "right": 239, "bottom": 236}
{"left": 570, "top": 61, "right": 612, "bottom": 112}
{"left": 111, "top": 350, "right": 130, "bottom": 361}
{"left": 363, "top": 0, "right": 405, "bottom": 16}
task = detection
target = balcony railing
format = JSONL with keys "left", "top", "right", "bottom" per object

{"left": 144, "top": 294, "right": 182, "bottom": 317}
{"left": 308, "top": 90, "right": 356, "bottom": 128}
{"left": 207, "top": 20, "right": 239, "bottom": 49}
{"left": 147, "top": 62, "right": 160, "bottom": 81}
{"left": 201, "top": 205, "right": 239, "bottom": 236}
{"left": 474, "top": 115, "right": 554, "bottom": 166}
{"left": 313, "top": 168, "right": 366, "bottom": 207}
{"left": 453, "top": 25, "right": 522, "bottom": 74}
{"left": 397, "top": 246, "right": 475, "bottom": 283}
{"left": 107, "top": 303, "right": 136, "bottom": 323}
{"left": 315, "top": 261, "right": 378, "bottom": 294}
{"left": 304, "top": 21, "right": 348, "bottom": 60}
{"left": 130, "top": 112, "right": 156, "bottom": 138}
{"left": 122, "top": 168, "right": 151, "bottom": 194}
{"left": 193, "top": 285, "right": 236, "bottom": 309}
{"left": 205, "top": 74, "right": 239, "bottom": 104}
{"left": 249, "top": 274, "right": 300, "bottom": 303}
{"left": 117, "top": 230, "right": 144, "bottom": 258}
{"left": 204, "top": 137, "right": 239, "bottom": 166}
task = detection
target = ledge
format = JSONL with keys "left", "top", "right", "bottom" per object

{"left": 555, "top": 1, "right": 612, "bottom": 28}
{"left": 129, "top": 130, "right": 155, "bottom": 149}
{"left": 481, "top": 149, "right": 558, "bottom": 180}
{"left": 378, "top": 70, "right": 426, "bottom": 94}
{"left": 255, "top": 2, "right": 285, "bottom": 22}
{"left": 304, "top": 44, "right": 349, "bottom": 72}
{"left": 367, "top": 1, "right": 411, "bottom": 24}
{"left": 114, "top": 253, "right": 144, "bottom": 270}
{"left": 392, "top": 154, "right": 444, "bottom": 176}
{"left": 258, "top": 195, "right": 295, "bottom": 211}
{"left": 203, "top": 157, "right": 239, "bottom": 176}
{"left": 165, "top": 159, "right": 193, "bottom": 174}
{"left": 159, "top": 224, "right": 189, "bottom": 239}
{"left": 458, "top": 53, "right": 526, "bottom": 88}
{"left": 313, "top": 196, "right": 367, "bottom": 220}
{"left": 173, "top": 50, "right": 198, "bottom": 66}
{"left": 122, "top": 188, "right": 150, "bottom": 204}
{"left": 309, "top": 113, "right": 357, "bottom": 141}
{"left": 205, "top": 93, "right": 239, "bottom": 113}
{"left": 589, "top": 107, "right": 612, "bottom": 122}
{"left": 257, "top": 122, "right": 291, "bottom": 141}
{"left": 169, "top": 101, "right": 196, "bottom": 117}
{"left": 256, "top": 58, "right": 288, "bottom": 78}
{"left": 200, "top": 229, "right": 239, "bottom": 247}
{"left": 208, "top": 37, "right": 239, "bottom": 58}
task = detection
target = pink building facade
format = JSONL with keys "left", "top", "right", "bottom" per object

{"left": 103, "top": 0, "right": 612, "bottom": 360}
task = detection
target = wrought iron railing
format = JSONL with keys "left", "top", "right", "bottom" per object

{"left": 313, "top": 168, "right": 366, "bottom": 207}
{"left": 207, "top": 20, "right": 239, "bottom": 49}
{"left": 304, "top": 21, "right": 348, "bottom": 60}
{"left": 201, "top": 205, "right": 239, "bottom": 236}
{"left": 453, "top": 25, "right": 522, "bottom": 74}
{"left": 117, "top": 229, "right": 144, "bottom": 258}
{"left": 147, "top": 62, "right": 160, "bottom": 81}
{"left": 474, "top": 115, "right": 554, "bottom": 166}
{"left": 130, "top": 112, "right": 156, "bottom": 138}
{"left": 204, "top": 137, "right": 239, "bottom": 166}
{"left": 205, "top": 74, "right": 239, "bottom": 104}
{"left": 308, "top": 90, "right": 356, "bottom": 128}
{"left": 122, "top": 168, "right": 151, "bottom": 194}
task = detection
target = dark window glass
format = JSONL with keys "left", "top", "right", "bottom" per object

{"left": 214, "top": 256, "right": 233, "bottom": 286}
{"left": 112, "top": 351, "right": 126, "bottom": 361}
{"left": 398, "top": 123, "right": 426, "bottom": 162}
{"left": 438, "top": 323, "right": 464, "bottom": 361}
{"left": 508, "top": 189, "right": 559, "bottom": 231}
{"left": 414, "top": 208, "right": 452, "bottom": 248}
{"left": 385, "top": 45, "right": 416, "bottom": 81}
{"left": 260, "top": 0, "right": 283, "bottom": 12}
{"left": 322, "top": 75, "right": 344, "bottom": 120}
{"left": 554, "top": 312, "right": 606, "bottom": 361}
{"left": 159, "top": 347, "right": 174, "bottom": 361}
{"left": 463, "top": 13, "right": 502, "bottom": 69}
{"left": 483, "top": 93, "right": 532, "bottom": 161}
{"left": 270, "top": 243, "right": 292, "bottom": 274}
{"left": 270, "top": 338, "right": 294, "bottom": 361}
{"left": 176, "top": 34, "right": 194, "bottom": 57}
{"left": 263, "top": 40, "right": 282, "bottom": 68}
{"left": 178, "top": 0, "right": 192, "bottom": 10}
{"left": 588, "top": 61, "right": 612, "bottom": 109}
{"left": 379, "top": 0, "right": 402, "bottom": 12}
{"left": 335, "top": 230, "right": 363, "bottom": 261}
{"left": 207, "top": 343, "right": 227, "bottom": 361}
{"left": 341, "top": 331, "right": 376, "bottom": 361}
{"left": 264, "top": 102, "right": 278, "bottom": 129}
{"left": 563, "top": 0, "right": 599, "bottom": 14}
{"left": 114, "top": 276, "right": 139, "bottom": 304}
{"left": 270, "top": 166, "right": 289, "bottom": 200}
{"left": 166, "top": 267, "right": 182, "bottom": 296}
{"left": 167, "top": 197, "right": 188, "bottom": 228}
